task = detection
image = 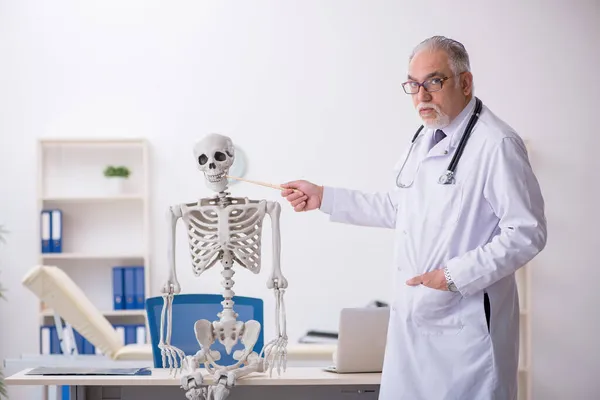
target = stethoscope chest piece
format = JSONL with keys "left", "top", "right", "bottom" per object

{"left": 438, "top": 170, "right": 455, "bottom": 185}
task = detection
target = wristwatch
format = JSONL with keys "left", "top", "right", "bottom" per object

{"left": 444, "top": 267, "right": 458, "bottom": 292}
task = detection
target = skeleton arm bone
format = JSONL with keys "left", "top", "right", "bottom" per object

{"left": 165, "top": 205, "right": 183, "bottom": 294}
{"left": 265, "top": 201, "right": 287, "bottom": 289}
{"left": 159, "top": 205, "right": 185, "bottom": 375}
{"left": 261, "top": 201, "right": 288, "bottom": 376}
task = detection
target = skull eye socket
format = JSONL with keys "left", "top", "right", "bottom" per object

{"left": 199, "top": 154, "right": 208, "bottom": 165}
{"left": 214, "top": 152, "right": 226, "bottom": 162}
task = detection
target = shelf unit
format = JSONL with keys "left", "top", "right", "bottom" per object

{"left": 516, "top": 139, "right": 534, "bottom": 400}
{"left": 516, "top": 263, "right": 532, "bottom": 400}
{"left": 36, "top": 138, "right": 150, "bottom": 329}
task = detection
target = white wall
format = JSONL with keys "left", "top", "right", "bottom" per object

{"left": 1, "top": 1, "right": 598, "bottom": 399}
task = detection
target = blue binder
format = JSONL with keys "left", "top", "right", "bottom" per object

{"left": 112, "top": 267, "right": 125, "bottom": 310}
{"left": 61, "top": 386, "right": 69, "bottom": 400}
{"left": 74, "top": 330, "right": 84, "bottom": 354}
{"left": 133, "top": 266, "right": 145, "bottom": 309}
{"left": 50, "top": 209, "right": 63, "bottom": 253}
{"left": 41, "top": 210, "right": 51, "bottom": 253}
{"left": 125, "top": 325, "right": 137, "bottom": 345}
{"left": 123, "top": 267, "right": 135, "bottom": 310}
{"left": 83, "top": 338, "right": 95, "bottom": 355}
{"left": 49, "top": 326, "right": 61, "bottom": 354}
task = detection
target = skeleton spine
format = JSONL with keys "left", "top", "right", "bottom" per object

{"left": 216, "top": 190, "right": 231, "bottom": 207}
{"left": 217, "top": 190, "right": 237, "bottom": 321}
{"left": 220, "top": 265, "right": 236, "bottom": 320}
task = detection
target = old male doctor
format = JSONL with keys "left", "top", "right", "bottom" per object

{"left": 280, "top": 36, "right": 547, "bottom": 399}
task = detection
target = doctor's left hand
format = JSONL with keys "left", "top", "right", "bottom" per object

{"left": 406, "top": 269, "right": 447, "bottom": 291}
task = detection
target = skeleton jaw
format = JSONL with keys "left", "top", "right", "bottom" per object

{"left": 203, "top": 171, "right": 229, "bottom": 192}
{"left": 205, "top": 171, "right": 226, "bottom": 183}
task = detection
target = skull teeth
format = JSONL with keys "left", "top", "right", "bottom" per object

{"left": 206, "top": 172, "right": 225, "bottom": 183}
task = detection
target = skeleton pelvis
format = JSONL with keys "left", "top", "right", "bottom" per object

{"left": 213, "top": 319, "right": 244, "bottom": 354}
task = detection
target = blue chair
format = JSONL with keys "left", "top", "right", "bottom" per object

{"left": 145, "top": 294, "right": 264, "bottom": 368}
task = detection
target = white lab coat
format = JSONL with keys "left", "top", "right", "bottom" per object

{"left": 320, "top": 97, "right": 547, "bottom": 400}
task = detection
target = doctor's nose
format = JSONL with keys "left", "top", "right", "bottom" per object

{"left": 416, "top": 85, "right": 432, "bottom": 102}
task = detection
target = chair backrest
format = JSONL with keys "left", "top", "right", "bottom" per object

{"left": 145, "top": 294, "right": 264, "bottom": 368}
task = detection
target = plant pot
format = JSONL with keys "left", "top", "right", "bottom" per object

{"left": 106, "top": 177, "right": 127, "bottom": 195}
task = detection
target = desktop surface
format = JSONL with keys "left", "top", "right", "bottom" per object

{"left": 7, "top": 366, "right": 381, "bottom": 387}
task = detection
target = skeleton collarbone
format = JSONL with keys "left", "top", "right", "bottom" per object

{"left": 181, "top": 197, "right": 268, "bottom": 275}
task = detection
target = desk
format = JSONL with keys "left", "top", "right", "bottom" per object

{"left": 7, "top": 367, "right": 381, "bottom": 400}
{"left": 3, "top": 343, "right": 336, "bottom": 373}
{"left": 4, "top": 343, "right": 337, "bottom": 399}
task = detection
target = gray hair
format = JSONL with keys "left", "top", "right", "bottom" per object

{"left": 409, "top": 36, "right": 471, "bottom": 76}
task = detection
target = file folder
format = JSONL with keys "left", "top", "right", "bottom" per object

{"left": 112, "top": 267, "right": 125, "bottom": 310}
{"left": 51, "top": 209, "right": 62, "bottom": 253}
{"left": 40, "top": 326, "right": 51, "bottom": 354}
{"left": 73, "top": 330, "right": 84, "bottom": 354}
{"left": 123, "top": 267, "right": 135, "bottom": 309}
{"left": 134, "top": 266, "right": 145, "bottom": 309}
{"left": 83, "top": 338, "right": 95, "bottom": 355}
{"left": 41, "top": 210, "right": 51, "bottom": 253}
{"left": 136, "top": 324, "right": 146, "bottom": 344}
{"left": 115, "top": 325, "right": 125, "bottom": 345}
{"left": 49, "top": 326, "right": 61, "bottom": 354}
{"left": 26, "top": 367, "right": 152, "bottom": 376}
{"left": 125, "top": 325, "right": 137, "bottom": 345}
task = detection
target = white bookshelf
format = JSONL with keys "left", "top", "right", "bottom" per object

{"left": 516, "top": 264, "right": 532, "bottom": 400}
{"left": 36, "top": 138, "right": 151, "bottom": 329}
{"left": 517, "top": 139, "right": 534, "bottom": 400}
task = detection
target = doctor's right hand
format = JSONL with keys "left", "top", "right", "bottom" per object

{"left": 280, "top": 180, "right": 323, "bottom": 212}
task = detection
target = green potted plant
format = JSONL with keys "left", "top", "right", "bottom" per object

{"left": 0, "top": 224, "right": 8, "bottom": 399}
{"left": 103, "top": 165, "right": 131, "bottom": 195}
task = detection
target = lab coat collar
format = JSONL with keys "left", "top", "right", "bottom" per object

{"left": 446, "top": 96, "right": 477, "bottom": 149}
{"left": 427, "top": 96, "right": 476, "bottom": 155}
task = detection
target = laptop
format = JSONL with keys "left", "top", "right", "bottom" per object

{"left": 324, "top": 307, "right": 390, "bottom": 373}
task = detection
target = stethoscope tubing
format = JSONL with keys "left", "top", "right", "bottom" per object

{"left": 396, "top": 97, "right": 482, "bottom": 188}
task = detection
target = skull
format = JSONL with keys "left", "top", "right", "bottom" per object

{"left": 193, "top": 133, "right": 235, "bottom": 192}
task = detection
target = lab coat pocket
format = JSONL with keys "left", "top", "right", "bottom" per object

{"left": 411, "top": 286, "right": 463, "bottom": 335}
{"left": 422, "top": 183, "right": 463, "bottom": 227}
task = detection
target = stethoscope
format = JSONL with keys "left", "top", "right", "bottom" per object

{"left": 396, "top": 97, "right": 483, "bottom": 188}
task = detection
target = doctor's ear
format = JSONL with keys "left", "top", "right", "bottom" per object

{"left": 461, "top": 72, "right": 473, "bottom": 96}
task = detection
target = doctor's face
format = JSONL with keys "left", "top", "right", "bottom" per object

{"left": 405, "top": 49, "right": 472, "bottom": 129}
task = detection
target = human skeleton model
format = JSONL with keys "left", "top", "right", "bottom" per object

{"left": 158, "top": 134, "right": 289, "bottom": 400}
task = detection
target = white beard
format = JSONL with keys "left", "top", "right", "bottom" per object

{"left": 417, "top": 103, "right": 450, "bottom": 130}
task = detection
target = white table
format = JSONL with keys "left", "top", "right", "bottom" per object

{"left": 4, "top": 343, "right": 338, "bottom": 399}
{"left": 7, "top": 367, "right": 381, "bottom": 400}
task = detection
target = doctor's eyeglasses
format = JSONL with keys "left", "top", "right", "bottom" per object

{"left": 402, "top": 76, "right": 450, "bottom": 94}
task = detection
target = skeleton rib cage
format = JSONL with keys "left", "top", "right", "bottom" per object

{"left": 181, "top": 198, "right": 266, "bottom": 276}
